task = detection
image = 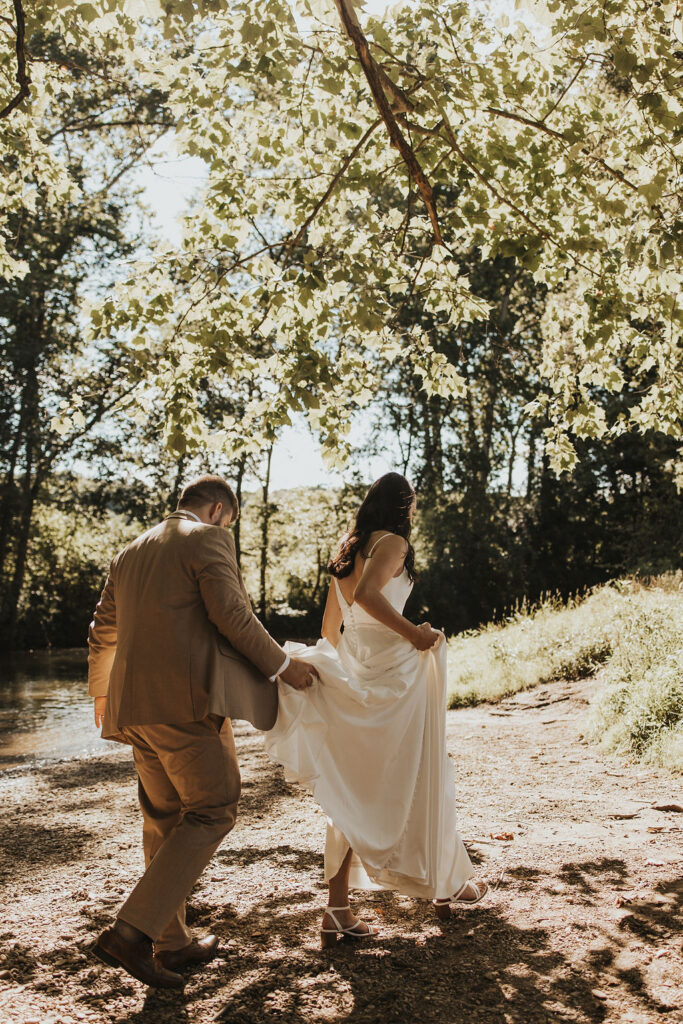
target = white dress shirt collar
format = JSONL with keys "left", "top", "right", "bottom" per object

{"left": 169, "top": 509, "right": 202, "bottom": 523}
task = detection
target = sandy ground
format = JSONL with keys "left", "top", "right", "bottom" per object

{"left": 0, "top": 672, "right": 681, "bottom": 1024}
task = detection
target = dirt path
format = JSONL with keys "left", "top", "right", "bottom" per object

{"left": 0, "top": 673, "right": 681, "bottom": 1024}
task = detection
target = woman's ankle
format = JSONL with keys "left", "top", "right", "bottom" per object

{"left": 327, "top": 889, "right": 349, "bottom": 909}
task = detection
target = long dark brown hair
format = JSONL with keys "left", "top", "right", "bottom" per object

{"left": 328, "top": 472, "right": 417, "bottom": 582}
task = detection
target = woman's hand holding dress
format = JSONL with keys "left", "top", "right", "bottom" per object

{"left": 412, "top": 622, "right": 442, "bottom": 651}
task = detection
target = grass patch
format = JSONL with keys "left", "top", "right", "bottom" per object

{"left": 446, "top": 574, "right": 683, "bottom": 771}
{"left": 583, "top": 583, "right": 683, "bottom": 772}
{"left": 446, "top": 588, "right": 618, "bottom": 708}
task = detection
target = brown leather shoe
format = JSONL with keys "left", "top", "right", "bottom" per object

{"left": 93, "top": 927, "right": 185, "bottom": 989}
{"left": 156, "top": 934, "right": 219, "bottom": 971}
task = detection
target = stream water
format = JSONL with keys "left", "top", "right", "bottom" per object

{"left": 0, "top": 649, "right": 111, "bottom": 767}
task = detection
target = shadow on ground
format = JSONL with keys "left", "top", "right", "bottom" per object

{"left": 49, "top": 756, "right": 136, "bottom": 789}
{"left": 0, "top": 820, "right": 94, "bottom": 880}
{"left": 71, "top": 857, "right": 681, "bottom": 1024}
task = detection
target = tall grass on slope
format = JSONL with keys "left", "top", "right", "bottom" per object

{"left": 583, "top": 587, "right": 683, "bottom": 772}
{"left": 446, "top": 575, "right": 683, "bottom": 771}
{"left": 446, "top": 587, "right": 616, "bottom": 708}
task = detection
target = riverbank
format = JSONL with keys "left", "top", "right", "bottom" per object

{"left": 1, "top": 671, "right": 681, "bottom": 1024}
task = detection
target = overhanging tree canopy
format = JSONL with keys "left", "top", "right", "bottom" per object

{"left": 2, "top": 0, "right": 681, "bottom": 476}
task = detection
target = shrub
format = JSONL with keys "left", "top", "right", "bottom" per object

{"left": 16, "top": 505, "right": 138, "bottom": 648}
{"left": 583, "top": 589, "right": 683, "bottom": 770}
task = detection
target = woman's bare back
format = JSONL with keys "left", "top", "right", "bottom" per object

{"left": 336, "top": 530, "right": 405, "bottom": 606}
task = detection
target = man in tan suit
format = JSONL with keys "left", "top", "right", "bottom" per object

{"left": 88, "top": 474, "right": 316, "bottom": 988}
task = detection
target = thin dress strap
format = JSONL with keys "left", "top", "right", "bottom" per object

{"left": 366, "top": 532, "right": 395, "bottom": 558}
{"left": 333, "top": 576, "right": 349, "bottom": 608}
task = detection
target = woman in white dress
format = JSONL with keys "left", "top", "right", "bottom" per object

{"left": 264, "top": 473, "right": 487, "bottom": 946}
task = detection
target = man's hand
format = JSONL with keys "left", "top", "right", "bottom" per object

{"left": 94, "top": 696, "right": 107, "bottom": 729}
{"left": 279, "top": 657, "right": 318, "bottom": 691}
{"left": 412, "top": 622, "right": 442, "bottom": 651}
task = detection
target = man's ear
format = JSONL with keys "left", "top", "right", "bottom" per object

{"left": 209, "top": 501, "right": 223, "bottom": 524}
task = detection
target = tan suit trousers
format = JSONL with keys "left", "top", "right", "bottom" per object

{"left": 117, "top": 715, "right": 240, "bottom": 950}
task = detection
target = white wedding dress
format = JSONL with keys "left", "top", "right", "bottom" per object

{"left": 263, "top": 566, "right": 474, "bottom": 900}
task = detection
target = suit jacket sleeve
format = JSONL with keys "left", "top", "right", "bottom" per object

{"left": 196, "top": 528, "right": 286, "bottom": 678}
{"left": 88, "top": 560, "right": 118, "bottom": 697}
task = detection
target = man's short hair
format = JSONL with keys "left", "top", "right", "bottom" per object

{"left": 178, "top": 474, "right": 239, "bottom": 517}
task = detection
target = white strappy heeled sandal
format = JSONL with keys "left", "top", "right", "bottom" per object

{"left": 433, "top": 879, "right": 489, "bottom": 920}
{"left": 320, "top": 906, "right": 378, "bottom": 949}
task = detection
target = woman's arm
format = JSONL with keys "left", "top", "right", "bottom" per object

{"left": 354, "top": 535, "right": 439, "bottom": 650}
{"left": 321, "top": 581, "right": 343, "bottom": 648}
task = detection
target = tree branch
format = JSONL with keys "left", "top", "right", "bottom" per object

{"left": 333, "top": 0, "right": 443, "bottom": 247}
{"left": 333, "top": 0, "right": 413, "bottom": 113}
{"left": 541, "top": 55, "right": 588, "bottom": 122}
{"left": 485, "top": 105, "right": 640, "bottom": 193}
{"left": 396, "top": 114, "right": 444, "bottom": 137}
{"left": 0, "top": 0, "right": 30, "bottom": 120}
{"left": 439, "top": 112, "right": 554, "bottom": 242}
{"left": 284, "top": 117, "right": 382, "bottom": 259}
{"left": 44, "top": 117, "right": 174, "bottom": 143}
{"left": 438, "top": 110, "right": 598, "bottom": 276}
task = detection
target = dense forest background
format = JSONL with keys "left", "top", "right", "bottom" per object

{"left": 1, "top": 417, "right": 680, "bottom": 650}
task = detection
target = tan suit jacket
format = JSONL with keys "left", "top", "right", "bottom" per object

{"left": 88, "top": 511, "right": 284, "bottom": 738}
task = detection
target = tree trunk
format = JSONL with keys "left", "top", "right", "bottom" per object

{"left": 233, "top": 452, "right": 247, "bottom": 570}
{"left": 168, "top": 453, "right": 187, "bottom": 514}
{"left": 478, "top": 340, "right": 506, "bottom": 493}
{"left": 416, "top": 396, "right": 446, "bottom": 494}
{"left": 476, "top": 274, "right": 515, "bottom": 496}
{"left": 506, "top": 423, "right": 521, "bottom": 497}
{"left": 0, "top": 356, "right": 33, "bottom": 582}
{"left": 463, "top": 382, "right": 488, "bottom": 498}
{"left": 526, "top": 421, "right": 541, "bottom": 500}
{"left": 2, "top": 486, "right": 37, "bottom": 648}
{"left": 310, "top": 545, "right": 324, "bottom": 607}
{"left": 0, "top": 445, "right": 21, "bottom": 586}
{"left": 258, "top": 444, "right": 274, "bottom": 621}
{"left": 0, "top": 411, "right": 40, "bottom": 649}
